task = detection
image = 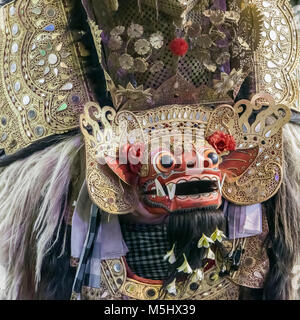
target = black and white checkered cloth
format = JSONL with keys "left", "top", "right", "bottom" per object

{"left": 121, "top": 222, "right": 170, "bottom": 280}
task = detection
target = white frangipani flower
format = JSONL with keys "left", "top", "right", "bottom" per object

{"left": 211, "top": 228, "right": 226, "bottom": 243}
{"left": 163, "top": 243, "right": 176, "bottom": 264}
{"left": 166, "top": 278, "right": 177, "bottom": 295}
{"left": 192, "top": 268, "right": 204, "bottom": 282}
{"left": 197, "top": 233, "right": 214, "bottom": 248}
{"left": 177, "top": 254, "right": 193, "bottom": 274}
{"left": 206, "top": 247, "right": 216, "bottom": 260}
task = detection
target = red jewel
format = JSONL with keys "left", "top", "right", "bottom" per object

{"left": 169, "top": 38, "right": 189, "bottom": 56}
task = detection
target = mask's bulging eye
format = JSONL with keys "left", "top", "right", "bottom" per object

{"left": 156, "top": 152, "right": 176, "bottom": 172}
{"left": 208, "top": 152, "right": 219, "bottom": 165}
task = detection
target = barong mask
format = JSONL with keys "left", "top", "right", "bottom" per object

{"left": 78, "top": 0, "right": 299, "bottom": 216}
{"left": 0, "top": 0, "right": 298, "bottom": 216}
{"left": 80, "top": 94, "right": 290, "bottom": 215}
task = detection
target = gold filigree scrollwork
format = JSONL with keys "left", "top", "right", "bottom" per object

{"left": 233, "top": 92, "right": 291, "bottom": 148}
{"left": 80, "top": 102, "right": 117, "bottom": 158}
{"left": 80, "top": 102, "right": 135, "bottom": 214}
{"left": 252, "top": 0, "right": 300, "bottom": 111}
{"left": 100, "top": 257, "right": 239, "bottom": 300}
{"left": 207, "top": 93, "right": 290, "bottom": 205}
{"left": 0, "top": 0, "right": 91, "bottom": 155}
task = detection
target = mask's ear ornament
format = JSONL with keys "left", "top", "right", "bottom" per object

{"left": 206, "top": 93, "right": 291, "bottom": 205}
{"left": 80, "top": 102, "right": 136, "bottom": 214}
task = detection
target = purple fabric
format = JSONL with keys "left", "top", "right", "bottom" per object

{"left": 213, "top": 0, "right": 227, "bottom": 11}
{"left": 71, "top": 183, "right": 128, "bottom": 260}
{"left": 223, "top": 201, "right": 263, "bottom": 239}
{"left": 97, "top": 213, "right": 128, "bottom": 260}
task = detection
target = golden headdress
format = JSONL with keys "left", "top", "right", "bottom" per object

{"left": 81, "top": 0, "right": 300, "bottom": 112}
{"left": 79, "top": 0, "right": 299, "bottom": 214}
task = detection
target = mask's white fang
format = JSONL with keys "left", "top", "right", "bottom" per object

{"left": 166, "top": 183, "right": 176, "bottom": 200}
{"left": 217, "top": 174, "right": 226, "bottom": 196}
{"left": 155, "top": 178, "right": 166, "bottom": 197}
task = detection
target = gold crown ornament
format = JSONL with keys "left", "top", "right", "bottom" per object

{"left": 78, "top": 0, "right": 299, "bottom": 214}
{"left": 82, "top": 0, "right": 300, "bottom": 112}
{"left": 0, "top": 0, "right": 92, "bottom": 155}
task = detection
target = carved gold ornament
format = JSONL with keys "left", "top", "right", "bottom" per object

{"left": 80, "top": 102, "right": 135, "bottom": 214}
{"left": 83, "top": 0, "right": 300, "bottom": 113}
{"left": 252, "top": 0, "right": 300, "bottom": 112}
{"left": 84, "top": 0, "right": 265, "bottom": 111}
{"left": 98, "top": 257, "right": 240, "bottom": 300}
{"left": 0, "top": 0, "right": 91, "bottom": 155}
{"left": 206, "top": 93, "right": 291, "bottom": 205}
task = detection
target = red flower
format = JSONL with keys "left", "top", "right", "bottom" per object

{"left": 207, "top": 131, "right": 236, "bottom": 154}
{"left": 128, "top": 142, "right": 145, "bottom": 163}
{"left": 120, "top": 143, "right": 145, "bottom": 174}
{"left": 169, "top": 38, "right": 189, "bottom": 56}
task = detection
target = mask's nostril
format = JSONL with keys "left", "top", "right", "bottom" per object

{"left": 204, "top": 160, "right": 210, "bottom": 168}
{"left": 187, "top": 160, "right": 196, "bottom": 168}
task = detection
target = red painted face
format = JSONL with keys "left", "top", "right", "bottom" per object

{"left": 137, "top": 143, "right": 223, "bottom": 215}
{"left": 105, "top": 140, "right": 225, "bottom": 215}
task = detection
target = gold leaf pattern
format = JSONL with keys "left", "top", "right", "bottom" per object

{"left": 110, "top": 25, "right": 125, "bottom": 36}
{"left": 134, "top": 58, "right": 148, "bottom": 73}
{"left": 134, "top": 39, "right": 151, "bottom": 55}
{"left": 239, "top": 4, "right": 264, "bottom": 52}
{"left": 149, "top": 32, "right": 164, "bottom": 49}
{"left": 0, "top": 0, "right": 90, "bottom": 155}
{"left": 150, "top": 60, "right": 164, "bottom": 74}
{"left": 119, "top": 53, "right": 134, "bottom": 70}
{"left": 108, "top": 35, "right": 123, "bottom": 51}
{"left": 127, "top": 23, "right": 144, "bottom": 38}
